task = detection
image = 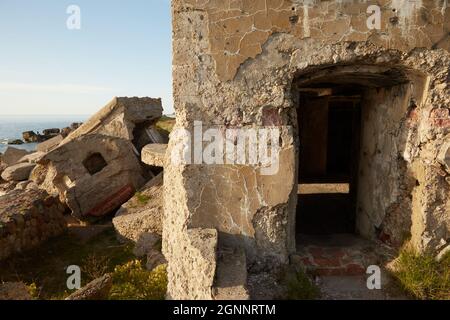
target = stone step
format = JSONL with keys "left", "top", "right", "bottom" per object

{"left": 212, "top": 247, "right": 249, "bottom": 300}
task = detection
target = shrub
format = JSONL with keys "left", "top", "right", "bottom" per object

{"left": 109, "top": 260, "right": 167, "bottom": 300}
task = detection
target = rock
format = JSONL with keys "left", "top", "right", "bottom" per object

{"left": 18, "top": 151, "right": 46, "bottom": 164}
{"left": 36, "top": 135, "right": 63, "bottom": 153}
{"left": 134, "top": 232, "right": 161, "bottom": 257}
{"left": 22, "top": 131, "right": 40, "bottom": 143}
{"left": 1, "top": 147, "right": 30, "bottom": 166}
{"left": 0, "top": 282, "right": 32, "bottom": 300}
{"left": 65, "top": 274, "right": 112, "bottom": 300}
{"left": 43, "top": 128, "right": 60, "bottom": 136}
{"left": 25, "top": 181, "right": 39, "bottom": 191}
{"left": 0, "top": 162, "right": 6, "bottom": 178}
{"left": 8, "top": 139, "right": 24, "bottom": 145}
{"left": 0, "top": 189, "right": 67, "bottom": 261}
{"left": 33, "top": 134, "right": 145, "bottom": 219}
{"left": 113, "top": 173, "right": 163, "bottom": 242}
{"left": 212, "top": 247, "right": 249, "bottom": 300}
{"left": 146, "top": 249, "right": 167, "bottom": 271}
{"left": 71, "top": 122, "right": 83, "bottom": 130}
{"left": 1, "top": 163, "right": 36, "bottom": 181}
{"left": 436, "top": 245, "right": 450, "bottom": 262}
{"left": 0, "top": 181, "right": 17, "bottom": 196}
{"left": 141, "top": 144, "right": 167, "bottom": 167}
{"left": 438, "top": 142, "right": 450, "bottom": 173}
{"left": 15, "top": 181, "right": 31, "bottom": 190}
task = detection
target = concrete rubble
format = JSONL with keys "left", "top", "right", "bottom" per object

{"left": 141, "top": 144, "right": 167, "bottom": 167}
{"left": 65, "top": 274, "right": 113, "bottom": 300}
{"left": 113, "top": 172, "right": 163, "bottom": 242}
{"left": 32, "top": 134, "right": 146, "bottom": 219}
{"left": 30, "top": 97, "right": 164, "bottom": 219}
{"left": 1, "top": 162, "right": 36, "bottom": 182}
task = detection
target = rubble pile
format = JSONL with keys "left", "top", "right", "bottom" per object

{"left": 0, "top": 96, "right": 169, "bottom": 263}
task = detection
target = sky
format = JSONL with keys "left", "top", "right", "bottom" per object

{"left": 0, "top": 0, "right": 173, "bottom": 116}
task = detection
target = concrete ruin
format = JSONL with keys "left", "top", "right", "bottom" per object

{"left": 165, "top": 0, "right": 450, "bottom": 299}
{"left": 30, "top": 97, "right": 164, "bottom": 219}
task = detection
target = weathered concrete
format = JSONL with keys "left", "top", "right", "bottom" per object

{"left": 32, "top": 134, "right": 146, "bottom": 219}
{"left": 141, "top": 144, "right": 167, "bottom": 167}
{"left": 18, "top": 152, "right": 46, "bottom": 164}
{"left": 166, "top": 0, "right": 450, "bottom": 299}
{"left": 113, "top": 172, "right": 163, "bottom": 242}
{"left": 65, "top": 274, "right": 112, "bottom": 300}
{"left": 1, "top": 163, "right": 36, "bottom": 182}
{"left": 36, "top": 135, "right": 64, "bottom": 153}
{"left": 62, "top": 97, "right": 163, "bottom": 145}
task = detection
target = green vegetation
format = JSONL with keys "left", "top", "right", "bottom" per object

{"left": 281, "top": 267, "right": 320, "bottom": 300}
{"left": 392, "top": 244, "right": 450, "bottom": 300}
{"left": 109, "top": 260, "right": 167, "bottom": 300}
{"left": 0, "top": 228, "right": 135, "bottom": 299}
{"left": 155, "top": 115, "right": 175, "bottom": 135}
{"left": 135, "top": 192, "right": 151, "bottom": 205}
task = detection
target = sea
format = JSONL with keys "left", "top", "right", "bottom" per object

{"left": 0, "top": 115, "right": 89, "bottom": 154}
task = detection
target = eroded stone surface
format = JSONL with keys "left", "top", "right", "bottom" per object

{"left": 32, "top": 134, "right": 145, "bottom": 219}
{"left": 113, "top": 172, "right": 163, "bottom": 242}
{"left": 176, "top": 0, "right": 449, "bottom": 81}
{"left": 0, "top": 189, "right": 67, "bottom": 261}
{"left": 141, "top": 144, "right": 168, "bottom": 167}
{"left": 1, "top": 163, "right": 36, "bottom": 182}
{"left": 167, "top": 0, "right": 450, "bottom": 300}
{"left": 65, "top": 274, "right": 112, "bottom": 300}
{"left": 62, "top": 97, "right": 163, "bottom": 145}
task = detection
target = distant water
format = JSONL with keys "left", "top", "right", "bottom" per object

{"left": 0, "top": 115, "right": 89, "bottom": 154}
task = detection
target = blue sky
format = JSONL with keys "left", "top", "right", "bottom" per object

{"left": 0, "top": 0, "right": 173, "bottom": 115}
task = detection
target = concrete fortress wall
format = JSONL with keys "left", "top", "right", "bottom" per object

{"left": 167, "top": 0, "right": 450, "bottom": 299}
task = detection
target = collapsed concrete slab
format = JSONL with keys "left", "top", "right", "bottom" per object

{"left": 141, "top": 144, "right": 167, "bottom": 167}
{"left": 1, "top": 163, "right": 36, "bottom": 182}
{"left": 113, "top": 172, "right": 163, "bottom": 243}
{"left": 36, "top": 135, "right": 64, "bottom": 153}
{"left": 62, "top": 97, "right": 163, "bottom": 147}
{"left": 18, "top": 151, "right": 46, "bottom": 164}
{"left": 32, "top": 134, "right": 146, "bottom": 219}
{"left": 0, "top": 189, "right": 67, "bottom": 261}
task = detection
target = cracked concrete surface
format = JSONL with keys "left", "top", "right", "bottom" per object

{"left": 167, "top": 0, "right": 450, "bottom": 299}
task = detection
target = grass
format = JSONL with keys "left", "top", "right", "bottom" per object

{"left": 0, "top": 227, "right": 135, "bottom": 300}
{"left": 391, "top": 244, "right": 450, "bottom": 300}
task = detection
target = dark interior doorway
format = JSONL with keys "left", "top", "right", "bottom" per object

{"left": 296, "top": 85, "right": 362, "bottom": 235}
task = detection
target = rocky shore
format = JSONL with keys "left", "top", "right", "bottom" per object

{"left": 6, "top": 122, "right": 83, "bottom": 146}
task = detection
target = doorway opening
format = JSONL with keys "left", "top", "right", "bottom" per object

{"left": 296, "top": 85, "right": 362, "bottom": 235}
{"left": 291, "top": 65, "right": 417, "bottom": 275}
